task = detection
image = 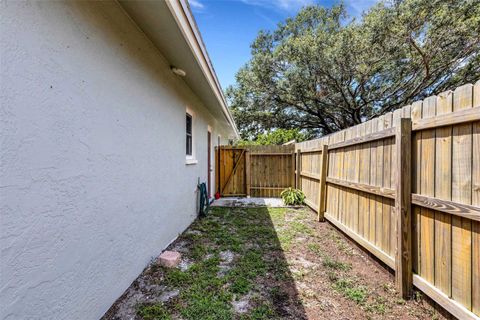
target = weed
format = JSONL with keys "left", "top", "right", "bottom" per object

{"left": 292, "top": 269, "right": 307, "bottom": 281}
{"left": 345, "top": 286, "right": 368, "bottom": 304}
{"left": 247, "top": 304, "right": 275, "bottom": 319}
{"left": 333, "top": 278, "right": 368, "bottom": 304}
{"left": 190, "top": 243, "right": 208, "bottom": 260}
{"left": 366, "top": 295, "right": 388, "bottom": 314}
{"left": 179, "top": 291, "right": 233, "bottom": 320}
{"left": 413, "top": 291, "right": 422, "bottom": 302}
{"left": 322, "top": 256, "right": 351, "bottom": 272}
{"left": 231, "top": 277, "right": 252, "bottom": 294}
{"left": 136, "top": 303, "right": 171, "bottom": 320}
{"left": 290, "top": 221, "right": 313, "bottom": 235}
{"left": 164, "top": 268, "right": 189, "bottom": 287}
{"left": 307, "top": 243, "right": 322, "bottom": 255}
{"left": 327, "top": 270, "right": 338, "bottom": 282}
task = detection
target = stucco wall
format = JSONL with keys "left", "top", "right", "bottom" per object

{"left": 0, "top": 1, "right": 232, "bottom": 319}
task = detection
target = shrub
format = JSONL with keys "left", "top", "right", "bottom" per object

{"left": 280, "top": 188, "right": 305, "bottom": 206}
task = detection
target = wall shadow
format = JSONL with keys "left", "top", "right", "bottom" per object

{"left": 101, "top": 205, "right": 308, "bottom": 319}
{"left": 227, "top": 205, "right": 308, "bottom": 319}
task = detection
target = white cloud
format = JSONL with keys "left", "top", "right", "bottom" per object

{"left": 189, "top": 0, "right": 205, "bottom": 10}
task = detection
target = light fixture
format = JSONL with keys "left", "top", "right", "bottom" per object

{"left": 171, "top": 66, "right": 186, "bottom": 77}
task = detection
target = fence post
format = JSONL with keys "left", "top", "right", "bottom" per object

{"left": 291, "top": 151, "right": 296, "bottom": 189}
{"left": 217, "top": 146, "right": 221, "bottom": 195}
{"left": 296, "top": 149, "right": 301, "bottom": 189}
{"left": 318, "top": 144, "right": 329, "bottom": 221}
{"left": 395, "top": 118, "right": 412, "bottom": 299}
{"left": 245, "top": 151, "right": 251, "bottom": 197}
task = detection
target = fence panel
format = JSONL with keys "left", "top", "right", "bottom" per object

{"left": 295, "top": 81, "right": 480, "bottom": 320}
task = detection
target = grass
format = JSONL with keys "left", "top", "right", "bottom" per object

{"left": 136, "top": 303, "right": 171, "bottom": 320}
{"left": 151, "top": 204, "right": 409, "bottom": 319}
{"left": 133, "top": 206, "right": 306, "bottom": 319}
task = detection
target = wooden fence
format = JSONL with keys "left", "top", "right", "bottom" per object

{"left": 295, "top": 82, "right": 480, "bottom": 320}
{"left": 216, "top": 145, "right": 295, "bottom": 197}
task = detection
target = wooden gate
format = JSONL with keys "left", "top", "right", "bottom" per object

{"left": 215, "top": 145, "right": 295, "bottom": 197}
{"left": 216, "top": 147, "right": 246, "bottom": 196}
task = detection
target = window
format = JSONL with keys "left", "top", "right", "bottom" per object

{"left": 186, "top": 113, "right": 193, "bottom": 156}
{"left": 185, "top": 108, "right": 197, "bottom": 165}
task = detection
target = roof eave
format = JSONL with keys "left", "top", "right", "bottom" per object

{"left": 118, "top": 0, "right": 239, "bottom": 138}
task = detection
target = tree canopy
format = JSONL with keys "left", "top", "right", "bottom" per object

{"left": 236, "top": 128, "right": 312, "bottom": 146}
{"left": 226, "top": 0, "right": 480, "bottom": 139}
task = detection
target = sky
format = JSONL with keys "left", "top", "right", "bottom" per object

{"left": 189, "top": 0, "right": 379, "bottom": 90}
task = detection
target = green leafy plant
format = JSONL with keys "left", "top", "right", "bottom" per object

{"left": 280, "top": 188, "right": 305, "bottom": 206}
{"left": 236, "top": 129, "right": 312, "bottom": 146}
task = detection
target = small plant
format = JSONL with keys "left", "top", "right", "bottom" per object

{"left": 333, "top": 278, "right": 368, "bottom": 304}
{"left": 280, "top": 188, "right": 305, "bottom": 206}
{"left": 322, "top": 256, "right": 352, "bottom": 272}
{"left": 136, "top": 303, "right": 171, "bottom": 320}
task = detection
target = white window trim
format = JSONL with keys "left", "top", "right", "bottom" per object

{"left": 186, "top": 107, "right": 197, "bottom": 165}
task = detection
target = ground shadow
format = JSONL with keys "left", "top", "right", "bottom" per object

{"left": 102, "top": 205, "right": 307, "bottom": 319}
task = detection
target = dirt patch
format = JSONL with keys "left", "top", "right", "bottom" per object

{"left": 102, "top": 206, "right": 450, "bottom": 320}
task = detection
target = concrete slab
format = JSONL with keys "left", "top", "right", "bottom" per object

{"left": 211, "top": 197, "right": 288, "bottom": 208}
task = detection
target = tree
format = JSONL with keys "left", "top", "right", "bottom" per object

{"left": 226, "top": 0, "right": 480, "bottom": 139}
{"left": 236, "top": 128, "right": 312, "bottom": 146}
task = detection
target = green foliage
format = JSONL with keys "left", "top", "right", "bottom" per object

{"left": 236, "top": 128, "right": 311, "bottom": 146}
{"left": 333, "top": 278, "right": 368, "bottom": 304}
{"left": 227, "top": 0, "right": 480, "bottom": 139}
{"left": 280, "top": 188, "right": 306, "bottom": 206}
{"left": 322, "top": 256, "right": 352, "bottom": 272}
{"left": 136, "top": 303, "right": 171, "bottom": 320}
{"left": 242, "top": 304, "right": 275, "bottom": 319}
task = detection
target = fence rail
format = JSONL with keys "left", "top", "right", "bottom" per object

{"left": 295, "top": 81, "right": 480, "bottom": 320}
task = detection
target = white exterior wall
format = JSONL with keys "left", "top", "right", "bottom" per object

{"left": 0, "top": 2, "right": 232, "bottom": 319}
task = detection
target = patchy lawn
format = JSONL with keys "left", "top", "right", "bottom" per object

{"left": 102, "top": 206, "right": 448, "bottom": 320}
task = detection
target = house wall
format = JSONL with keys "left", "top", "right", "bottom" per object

{"left": 0, "top": 2, "right": 233, "bottom": 319}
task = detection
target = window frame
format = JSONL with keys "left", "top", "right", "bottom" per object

{"left": 185, "top": 107, "right": 197, "bottom": 165}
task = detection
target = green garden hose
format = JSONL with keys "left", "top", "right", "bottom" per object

{"left": 198, "top": 182, "right": 210, "bottom": 217}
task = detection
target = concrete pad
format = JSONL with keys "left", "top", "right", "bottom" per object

{"left": 211, "top": 197, "right": 288, "bottom": 208}
{"left": 158, "top": 251, "right": 181, "bottom": 268}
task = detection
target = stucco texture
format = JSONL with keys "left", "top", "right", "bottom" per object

{"left": 0, "top": 1, "right": 231, "bottom": 319}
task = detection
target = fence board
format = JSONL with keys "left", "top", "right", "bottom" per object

{"left": 420, "top": 96, "right": 436, "bottom": 285}
{"left": 411, "top": 101, "right": 422, "bottom": 275}
{"left": 473, "top": 80, "right": 480, "bottom": 315}
{"left": 383, "top": 113, "right": 393, "bottom": 256}
{"left": 452, "top": 84, "right": 473, "bottom": 310}
{"left": 358, "top": 123, "right": 367, "bottom": 237}
{"left": 369, "top": 118, "right": 378, "bottom": 245}
{"left": 375, "top": 116, "right": 385, "bottom": 251}
{"left": 434, "top": 90, "right": 453, "bottom": 296}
